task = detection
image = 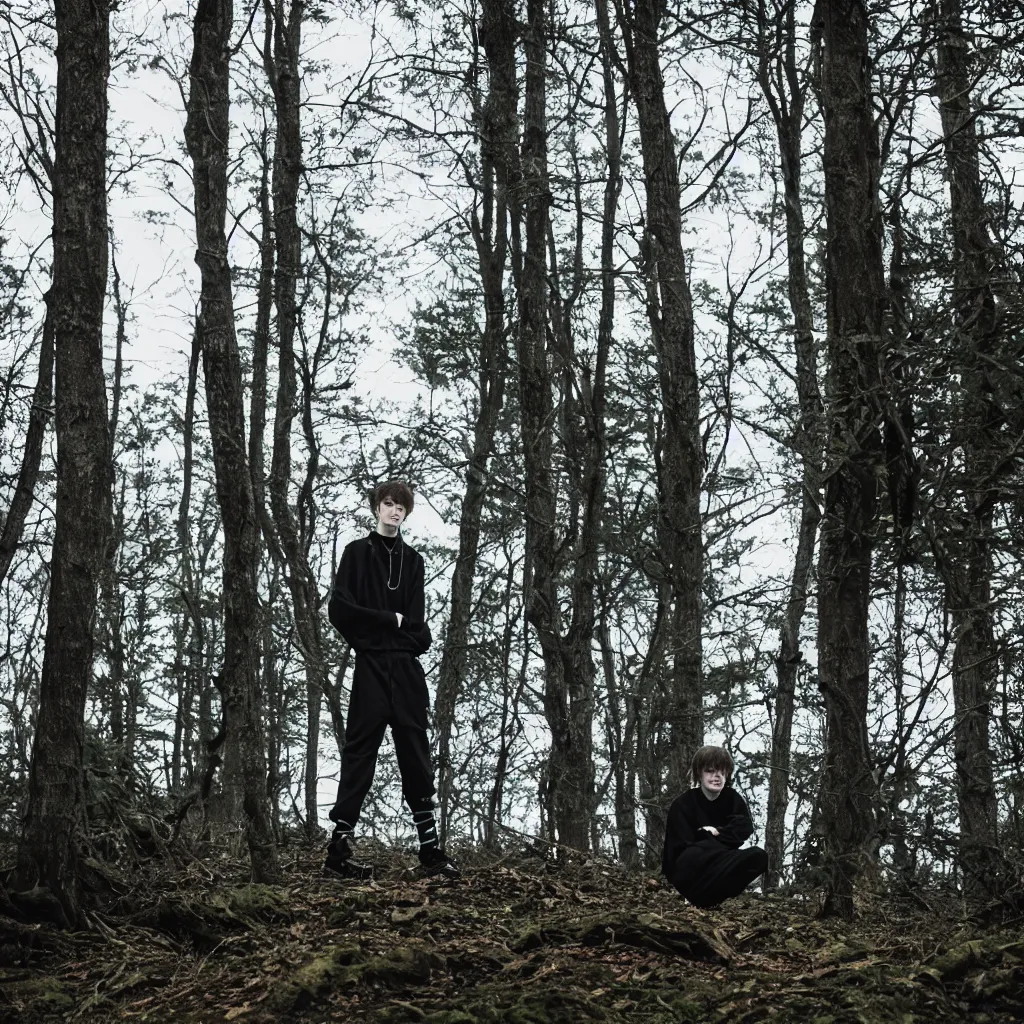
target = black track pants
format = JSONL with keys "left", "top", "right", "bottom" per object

{"left": 329, "top": 650, "right": 435, "bottom": 826}
{"left": 674, "top": 846, "right": 769, "bottom": 908}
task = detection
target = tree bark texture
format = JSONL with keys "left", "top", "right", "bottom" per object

{"left": 13, "top": 0, "right": 113, "bottom": 926}
{"left": 935, "top": 0, "right": 1003, "bottom": 892}
{"left": 511, "top": 0, "right": 593, "bottom": 852}
{"left": 262, "top": 0, "right": 327, "bottom": 842}
{"left": 756, "top": 0, "right": 823, "bottom": 891}
{"left": 815, "top": 0, "right": 886, "bottom": 919}
{"left": 618, "top": 0, "right": 705, "bottom": 802}
{"left": 547, "top": 0, "right": 620, "bottom": 859}
{"left": 595, "top": 0, "right": 639, "bottom": 869}
{"left": 184, "top": 0, "right": 278, "bottom": 880}
{"left": 435, "top": 0, "right": 511, "bottom": 843}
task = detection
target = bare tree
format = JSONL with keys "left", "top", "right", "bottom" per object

{"left": 514, "top": 0, "right": 598, "bottom": 850}
{"left": 933, "top": 0, "right": 1008, "bottom": 893}
{"left": 615, "top": 0, "right": 705, "bottom": 832}
{"left": 814, "top": 0, "right": 887, "bottom": 919}
{"left": 184, "top": 0, "right": 277, "bottom": 881}
{"left": 170, "top": 331, "right": 205, "bottom": 794}
{"left": 259, "top": 0, "right": 332, "bottom": 841}
{"left": 12, "top": 0, "right": 113, "bottom": 926}
{"left": 435, "top": 0, "right": 511, "bottom": 845}
{"left": 753, "top": 0, "right": 824, "bottom": 890}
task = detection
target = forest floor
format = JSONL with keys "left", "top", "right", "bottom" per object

{"left": 2, "top": 845, "right": 1024, "bottom": 1024}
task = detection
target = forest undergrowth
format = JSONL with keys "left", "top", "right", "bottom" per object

{"left": 2, "top": 844, "right": 1024, "bottom": 1024}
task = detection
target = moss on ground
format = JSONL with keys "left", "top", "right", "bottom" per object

{"left": 271, "top": 943, "right": 362, "bottom": 1011}
{"left": 0, "top": 970, "right": 74, "bottom": 1019}
{"left": 4, "top": 855, "right": 1024, "bottom": 1023}
{"left": 272, "top": 940, "right": 445, "bottom": 1012}
{"left": 215, "top": 883, "right": 293, "bottom": 922}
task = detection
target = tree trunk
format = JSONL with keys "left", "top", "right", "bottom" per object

{"left": 537, "top": 0, "right": 622, "bottom": 859}
{"left": 0, "top": 292, "right": 54, "bottom": 588}
{"left": 99, "top": 250, "right": 129, "bottom": 769}
{"left": 600, "top": 604, "right": 639, "bottom": 867}
{"left": 617, "top": 0, "right": 704, "bottom": 803}
{"left": 12, "top": 0, "right": 113, "bottom": 927}
{"left": 631, "top": 590, "right": 670, "bottom": 865}
{"left": 100, "top": 473, "right": 126, "bottom": 750}
{"left": 324, "top": 646, "right": 350, "bottom": 754}
{"left": 756, "top": 0, "right": 823, "bottom": 891}
{"left": 262, "top": 0, "right": 326, "bottom": 843}
{"left": 250, "top": 123, "right": 273, "bottom": 520}
{"left": 184, "top": 0, "right": 278, "bottom": 881}
{"left": 484, "top": 559, "right": 522, "bottom": 847}
{"left": 513, "top": 0, "right": 592, "bottom": 852}
{"left": 263, "top": 590, "right": 283, "bottom": 841}
{"left": 435, "top": 0, "right": 511, "bottom": 843}
{"left": 815, "top": 0, "right": 887, "bottom": 919}
{"left": 172, "top": 331, "right": 203, "bottom": 793}
{"left": 934, "top": 0, "right": 1004, "bottom": 894}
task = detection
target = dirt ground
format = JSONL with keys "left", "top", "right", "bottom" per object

{"left": 2, "top": 847, "right": 1023, "bottom": 1023}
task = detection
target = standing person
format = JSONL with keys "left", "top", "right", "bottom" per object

{"left": 323, "top": 481, "right": 459, "bottom": 880}
{"left": 662, "top": 745, "right": 768, "bottom": 907}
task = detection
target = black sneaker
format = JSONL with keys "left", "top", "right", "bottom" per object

{"left": 323, "top": 854, "right": 373, "bottom": 881}
{"left": 323, "top": 831, "right": 373, "bottom": 880}
{"left": 418, "top": 846, "right": 461, "bottom": 880}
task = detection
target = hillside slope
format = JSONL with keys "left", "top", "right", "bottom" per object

{"left": 2, "top": 850, "right": 1023, "bottom": 1023}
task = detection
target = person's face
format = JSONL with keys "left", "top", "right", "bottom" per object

{"left": 376, "top": 497, "right": 407, "bottom": 530}
{"left": 701, "top": 767, "right": 727, "bottom": 795}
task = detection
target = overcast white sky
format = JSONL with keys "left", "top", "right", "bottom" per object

{"left": 3, "top": 1, "right": 1021, "bottom": 845}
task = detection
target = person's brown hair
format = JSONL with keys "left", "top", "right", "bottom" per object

{"left": 690, "top": 745, "right": 734, "bottom": 787}
{"left": 371, "top": 480, "right": 414, "bottom": 515}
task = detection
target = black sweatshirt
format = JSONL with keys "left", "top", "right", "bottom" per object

{"left": 661, "top": 787, "right": 755, "bottom": 877}
{"left": 328, "top": 532, "right": 432, "bottom": 655}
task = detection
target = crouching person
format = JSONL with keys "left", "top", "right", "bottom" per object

{"left": 662, "top": 745, "right": 768, "bottom": 908}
